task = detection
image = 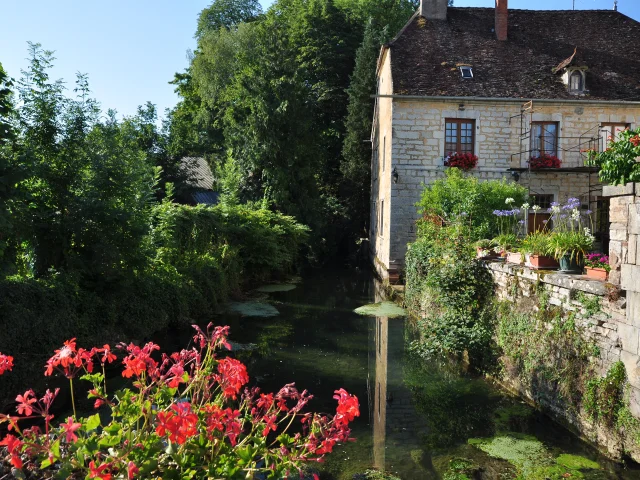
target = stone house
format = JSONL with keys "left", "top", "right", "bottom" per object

{"left": 370, "top": 0, "right": 640, "bottom": 280}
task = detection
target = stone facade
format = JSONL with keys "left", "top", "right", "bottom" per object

{"left": 370, "top": 51, "right": 640, "bottom": 280}
{"left": 488, "top": 261, "right": 640, "bottom": 460}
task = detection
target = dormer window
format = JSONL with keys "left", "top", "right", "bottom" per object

{"left": 569, "top": 70, "right": 584, "bottom": 93}
{"left": 459, "top": 66, "right": 473, "bottom": 79}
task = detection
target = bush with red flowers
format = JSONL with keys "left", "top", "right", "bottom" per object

{"left": 529, "top": 154, "right": 561, "bottom": 169}
{"left": 444, "top": 152, "right": 478, "bottom": 171}
{"left": 0, "top": 325, "right": 359, "bottom": 479}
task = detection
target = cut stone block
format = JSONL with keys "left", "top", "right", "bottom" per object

{"left": 603, "top": 183, "right": 635, "bottom": 197}
{"left": 618, "top": 322, "right": 639, "bottom": 355}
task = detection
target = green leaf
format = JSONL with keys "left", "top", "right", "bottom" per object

{"left": 84, "top": 413, "right": 101, "bottom": 431}
{"left": 40, "top": 439, "right": 60, "bottom": 468}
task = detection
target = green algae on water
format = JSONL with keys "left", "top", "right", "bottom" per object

{"left": 555, "top": 454, "right": 600, "bottom": 470}
{"left": 226, "top": 301, "right": 280, "bottom": 317}
{"left": 354, "top": 301, "right": 406, "bottom": 318}
{"left": 255, "top": 284, "right": 297, "bottom": 293}
{"left": 468, "top": 435, "right": 548, "bottom": 475}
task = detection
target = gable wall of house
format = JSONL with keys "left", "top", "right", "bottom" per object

{"left": 370, "top": 51, "right": 395, "bottom": 278}
{"left": 375, "top": 96, "right": 640, "bottom": 277}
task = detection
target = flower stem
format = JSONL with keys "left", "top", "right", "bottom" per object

{"left": 69, "top": 377, "right": 77, "bottom": 419}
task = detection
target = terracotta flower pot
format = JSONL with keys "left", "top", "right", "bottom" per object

{"left": 527, "top": 254, "right": 559, "bottom": 270}
{"left": 506, "top": 252, "right": 523, "bottom": 264}
{"left": 585, "top": 267, "right": 608, "bottom": 281}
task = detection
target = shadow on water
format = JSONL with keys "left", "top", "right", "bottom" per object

{"left": 156, "top": 268, "right": 640, "bottom": 480}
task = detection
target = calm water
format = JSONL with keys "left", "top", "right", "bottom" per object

{"left": 158, "top": 268, "right": 640, "bottom": 480}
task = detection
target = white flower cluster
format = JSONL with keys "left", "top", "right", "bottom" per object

{"left": 505, "top": 198, "right": 514, "bottom": 205}
{"left": 584, "top": 227, "right": 595, "bottom": 243}
{"left": 521, "top": 203, "right": 530, "bottom": 210}
{"left": 532, "top": 205, "right": 541, "bottom": 212}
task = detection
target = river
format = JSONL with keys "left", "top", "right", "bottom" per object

{"left": 161, "top": 268, "right": 640, "bottom": 479}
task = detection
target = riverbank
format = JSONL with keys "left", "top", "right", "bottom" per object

{"left": 0, "top": 204, "right": 309, "bottom": 409}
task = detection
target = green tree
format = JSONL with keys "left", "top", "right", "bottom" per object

{"left": 0, "top": 62, "right": 20, "bottom": 264}
{"left": 341, "top": 21, "right": 388, "bottom": 238}
{"left": 196, "top": 0, "right": 263, "bottom": 38}
{"left": 14, "top": 43, "right": 157, "bottom": 279}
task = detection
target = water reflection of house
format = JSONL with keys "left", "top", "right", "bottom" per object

{"left": 178, "top": 157, "right": 220, "bottom": 206}
{"left": 370, "top": 286, "right": 430, "bottom": 477}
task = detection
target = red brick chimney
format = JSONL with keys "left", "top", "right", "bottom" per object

{"left": 495, "top": 0, "right": 508, "bottom": 41}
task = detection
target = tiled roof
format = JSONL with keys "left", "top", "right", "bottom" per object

{"left": 389, "top": 8, "right": 640, "bottom": 100}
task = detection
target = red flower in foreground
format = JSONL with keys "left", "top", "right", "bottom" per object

{"left": 0, "top": 434, "right": 24, "bottom": 469}
{"left": 0, "top": 353, "right": 14, "bottom": 375}
{"left": 156, "top": 402, "right": 198, "bottom": 445}
{"left": 333, "top": 388, "right": 360, "bottom": 426}
{"left": 120, "top": 342, "right": 160, "bottom": 379}
{"left": 61, "top": 416, "right": 82, "bottom": 443}
{"left": 16, "top": 390, "right": 37, "bottom": 416}
{"left": 631, "top": 135, "right": 640, "bottom": 147}
{"left": 45, "top": 338, "right": 93, "bottom": 378}
{"left": 215, "top": 357, "right": 249, "bottom": 399}
{"left": 89, "top": 460, "right": 112, "bottom": 480}
{"left": 127, "top": 461, "right": 139, "bottom": 479}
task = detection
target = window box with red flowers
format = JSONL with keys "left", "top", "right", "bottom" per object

{"left": 529, "top": 154, "right": 561, "bottom": 169}
{"left": 444, "top": 152, "right": 478, "bottom": 171}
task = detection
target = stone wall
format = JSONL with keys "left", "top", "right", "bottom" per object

{"left": 487, "top": 261, "right": 640, "bottom": 460}
{"left": 604, "top": 183, "right": 640, "bottom": 422}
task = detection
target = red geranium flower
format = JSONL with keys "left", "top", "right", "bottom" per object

{"left": 529, "top": 154, "right": 561, "bottom": 169}
{"left": 16, "top": 390, "right": 37, "bottom": 416}
{"left": 89, "top": 460, "right": 112, "bottom": 480}
{"left": 215, "top": 358, "right": 249, "bottom": 399}
{"left": 444, "top": 152, "right": 478, "bottom": 171}
{"left": 0, "top": 434, "right": 23, "bottom": 468}
{"left": 61, "top": 416, "right": 82, "bottom": 443}
{"left": 45, "top": 338, "right": 93, "bottom": 378}
{"left": 0, "top": 353, "right": 14, "bottom": 375}
{"left": 155, "top": 402, "right": 198, "bottom": 445}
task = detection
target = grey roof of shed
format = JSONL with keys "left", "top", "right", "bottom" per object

{"left": 388, "top": 8, "right": 640, "bottom": 101}
{"left": 181, "top": 157, "right": 214, "bottom": 190}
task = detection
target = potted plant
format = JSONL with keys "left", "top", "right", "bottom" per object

{"left": 548, "top": 231, "right": 594, "bottom": 273}
{"left": 444, "top": 152, "right": 478, "bottom": 171}
{"left": 520, "top": 231, "right": 558, "bottom": 269}
{"left": 474, "top": 238, "right": 498, "bottom": 259}
{"left": 492, "top": 233, "right": 519, "bottom": 259}
{"left": 529, "top": 154, "right": 561, "bottom": 169}
{"left": 584, "top": 253, "right": 610, "bottom": 281}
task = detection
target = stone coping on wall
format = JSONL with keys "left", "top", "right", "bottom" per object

{"left": 485, "top": 260, "right": 609, "bottom": 296}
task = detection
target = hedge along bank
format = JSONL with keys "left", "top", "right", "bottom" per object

{"left": 0, "top": 202, "right": 309, "bottom": 409}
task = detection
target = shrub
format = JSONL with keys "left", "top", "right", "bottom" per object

{"left": 586, "top": 127, "right": 640, "bottom": 185}
{"left": 0, "top": 325, "right": 359, "bottom": 478}
{"left": 406, "top": 223, "right": 495, "bottom": 362}
{"left": 416, "top": 169, "right": 527, "bottom": 240}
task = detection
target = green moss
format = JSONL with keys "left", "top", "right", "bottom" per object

{"left": 527, "top": 463, "right": 583, "bottom": 480}
{"left": 555, "top": 454, "right": 600, "bottom": 470}
{"left": 442, "top": 458, "right": 479, "bottom": 480}
{"left": 353, "top": 301, "right": 406, "bottom": 318}
{"left": 468, "top": 434, "right": 550, "bottom": 477}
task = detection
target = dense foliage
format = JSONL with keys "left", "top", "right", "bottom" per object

{"left": 416, "top": 169, "right": 527, "bottom": 240}
{"left": 586, "top": 127, "right": 640, "bottom": 185}
{"left": 405, "top": 221, "right": 495, "bottom": 362}
{"left": 0, "top": 48, "right": 310, "bottom": 407}
{"left": 0, "top": 325, "right": 359, "bottom": 478}
{"left": 173, "top": 0, "right": 421, "bottom": 253}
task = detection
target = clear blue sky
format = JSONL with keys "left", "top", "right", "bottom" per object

{"left": 0, "top": 0, "right": 637, "bottom": 121}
